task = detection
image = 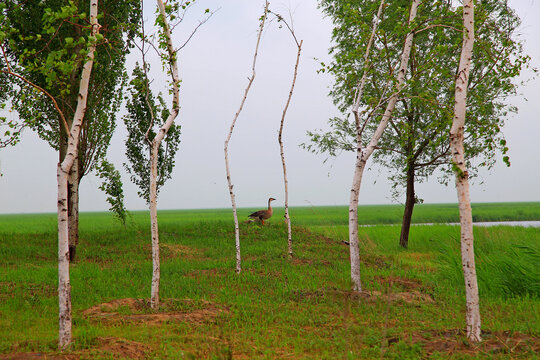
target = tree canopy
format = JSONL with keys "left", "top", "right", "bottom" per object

{"left": 3, "top": 0, "right": 139, "bottom": 176}
{"left": 308, "top": 0, "right": 532, "bottom": 189}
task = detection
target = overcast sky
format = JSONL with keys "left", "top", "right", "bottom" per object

{"left": 0, "top": 0, "right": 539, "bottom": 214}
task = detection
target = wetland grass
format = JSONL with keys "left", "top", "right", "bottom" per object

{"left": 0, "top": 203, "right": 538, "bottom": 358}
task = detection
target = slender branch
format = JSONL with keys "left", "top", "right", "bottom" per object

{"left": 270, "top": 11, "right": 300, "bottom": 48}
{"left": 415, "top": 24, "right": 462, "bottom": 35}
{"left": 138, "top": 0, "right": 155, "bottom": 148}
{"left": 358, "top": 84, "right": 392, "bottom": 139}
{"left": 351, "top": 0, "right": 385, "bottom": 132}
{"left": 374, "top": 145, "right": 407, "bottom": 156}
{"left": 175, "top": 8, "right": 218, "bottom": 52}
{"left": 0, "top": 43, "right": 11, "bottom": 72}
{"left": 274, "top": 7, "right": 302, "bottom": 259}
{"left": 0, "top": 122, "right": 25, "bottom": 147}
{"left": 0, "top": 68, "right": 70, "bottom": 137}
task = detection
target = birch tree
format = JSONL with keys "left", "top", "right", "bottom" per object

{"left": 123, "top": 0, "right": 212, "bottom": 310}
{"left": 450, "top": 0, "right": 481, "bottom": 343}
{"left": 147, "top": 0, "right": 182, "bottom": 310}
{"left": 224, "top": 1, "right": 269, "bottom": 274}
{"left": 272, "top": 12, "right": 302, "bottom": 258}
{"left": 57, "top": 0, "right": 100, "bottom": 348}
{"left": 332, "top": 0, "right": 418, "bottom": 291}
{"left": 347, "top": 0, "right": 387, "bottom": 292}
{"left": 3, "top": 0, "right": 139, "bottom": 260}
{"left": 2, "top": 0, "right": 101, "bottom": 347}
{"left": 306, "top": 0, "right": 529, "bottom": 249}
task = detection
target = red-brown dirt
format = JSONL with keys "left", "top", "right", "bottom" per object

{"left": 82, "top": 297, "right": 227, "bottom": 325}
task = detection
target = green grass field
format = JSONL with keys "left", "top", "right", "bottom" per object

{"left": 0, "top": 203, "right": 538, "bottom": 359}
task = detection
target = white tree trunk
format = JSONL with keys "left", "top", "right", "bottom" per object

{"left": 57, "top": 166, "right": 72, "bottom": 349}
{"left": 148, "top": 0, "right": 181, "bottom": 310}
{"left": 348, "top": 0, "right": 386, "bottom": 293}
{"left": 58, "top": 0, "right": 100, "bottom": 349}
{"left": 149, "top": 144, "right": 160, "bottom": 309}
{"left": 279, "top": 39, "right": 302, "bottom": 259}
{"left": 224, "top": 1, "right": 268, "bottom": 274}
{"left": 67, "top": 157, "right": 79, "bottom": 262}
{"left": 349, "top": 0, "right": 418, "bottom": 292}
{"left": 450, "top": 0, "right": 481, "bottom": 343}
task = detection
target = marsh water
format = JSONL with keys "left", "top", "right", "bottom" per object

{"left": 414, "top": 221, "right": 540, "bottom": 228}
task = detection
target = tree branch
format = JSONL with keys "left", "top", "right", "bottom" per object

{"left": 0, "top": 68, "right": 71, "bottom": 137}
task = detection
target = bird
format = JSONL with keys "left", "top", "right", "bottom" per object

{"left": 248, "top": 197, "right": 276, "bottom": 225}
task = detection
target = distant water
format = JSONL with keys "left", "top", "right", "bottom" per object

{"left": 413, "top": 221, "right": 540, "bottom": 228}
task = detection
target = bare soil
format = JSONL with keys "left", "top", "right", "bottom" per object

{"left": 404, "top": 329, "right": 539, "bottom": 357}
{"left": 291, "top": 287, "right": 435, "bottom": 305}
{"left": 0, "top": 337, "right": 150, "bottom": 360}
{"left": 1, "top": 298, "right": 227, "bottom": 359}
{"left": 82, "top": 297, "right": 227, "bottom": 326}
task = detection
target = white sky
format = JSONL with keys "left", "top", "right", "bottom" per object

{"left": 0, "top": 0, "right": 539, "bottom": 214}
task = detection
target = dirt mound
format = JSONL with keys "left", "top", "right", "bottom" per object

{"left": 372, "top": 275, "right": 423, "bottom": 290}
{"left": 0, "top": 353, "right": 76, "bottom": 360}
{"left": 402, "top": 329, "right": 539, "bottom": 356}
{"left": 82, "top": 298, "right": 226, "bottom": 325}
{"left": 368, "top": 290, "right": 435, "bottom": 304}
{"left": 291, "top": 287, "right": 434, "bottom": 305}
{"left": 90, "top": 337, "right": 150, "bottom": 359}
{"left": 160, "top": 243, "right": 203, "bottom": 260}
{"left": 0, "top": 337, "right": 149, "bottom": 360}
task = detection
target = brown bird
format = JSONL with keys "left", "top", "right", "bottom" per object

{"left": 248, "top": 197, "right": 276, "bottom": 225}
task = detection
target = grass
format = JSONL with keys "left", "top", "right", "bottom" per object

{"left": 2, "top": 201, "right": 540, "bottom": 231}
{"left": 0, "top": 203, "right": 539, "bottom": 359}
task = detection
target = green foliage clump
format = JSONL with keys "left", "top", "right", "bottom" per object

{"left": 95, "top": 159, "right": 129, "bottom": 226}
{"left": 1, "top": 0, "right": 140, "bottom": 182}
{"left": 123, "top": 65, "right": 181, "bottom": 203}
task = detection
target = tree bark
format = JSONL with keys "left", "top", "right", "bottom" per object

{"left": 58, "top": 0, "right": 99, "bottom": 349}
{"left": 450, "top": 0, "right": 481, "bottom": 343}
{"left": 149, "top": 143, "right": 160, "bottom": 309}
{"left": 348, "top": 158, "right": 368, "bottom": 291}
{"left": 399, "top": 162, "right": 415, "bottom": 249}
{"left": 67, "top": 157, "right": 79, "bottom": 261}
{"left": 58, "top": 125, "right": 79, "bottom": 262}
{"left": 349, "top": 0, "right": 418, "bottom": 292}
{"left": 224, "top": 1, "right": 268, "bottom": 274}
{"left": 57, "top": 165, "right": 72, "bottom": 349}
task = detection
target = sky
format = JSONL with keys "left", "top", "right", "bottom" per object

{"left": 0, "top": 0, "right": 539, "bottom": 214}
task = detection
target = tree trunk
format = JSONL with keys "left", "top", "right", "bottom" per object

{"left": 348, "top": 157, "right": 368, "bottom": 291}
{"left": 146, "top": 0, "right": 182, "bottom": 310}
{"left": 348, "top": 0, "right": 418, "bottom": 291}
{"left": 57, "top": 0, "right": 99, "bottom": 349}
{"left": 348, "top": 0, "right": 385, "bottom": 292}
{"left": 67, "top": 157, "right": 79, "bottom": 262}
{"left": 450, "top": 0, "right": 481, "bottom": 343}
{"left": 224, "top": 1, "right": 268, "bottom": 274}
{"left": 399, "top": 163, "right": 415, "bottom": 249}
{"left": 279, "top": 38, "right": 302, "bottom": 259}
{"left": 57, "top": 164, "right": 72, "bottom": 349}
{"left": 149, "top": 143, "right": 160, "bottom": 309}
